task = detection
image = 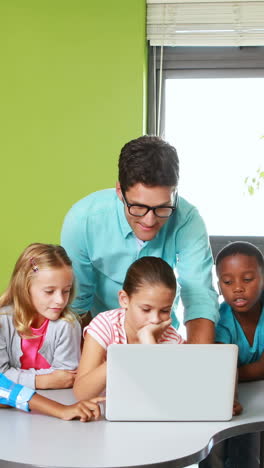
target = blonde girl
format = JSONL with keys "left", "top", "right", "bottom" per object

{"left": 74, "top": 256, "right": 184, "bottom": 401}
{"left": 0, "top": 243, "right": 81, "bottom": 389}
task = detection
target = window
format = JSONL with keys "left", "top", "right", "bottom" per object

{"left": 148, "top": 46, "right": 264, "bottom": 339}
{"left": 149, "top": 46, "right": 264, "bottom": 236}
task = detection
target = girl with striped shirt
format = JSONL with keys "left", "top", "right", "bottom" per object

{"left": 74, "top": 256, "right": 184, "bottom": 401}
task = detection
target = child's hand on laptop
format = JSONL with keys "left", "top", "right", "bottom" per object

{"left": 233, "top": 398, "right": 243, "bottom": 416}
{"left": 232, "top": 372, "right": 243, "bottom": 416}
{"left": 137, "top": 318, "right": 172, "bottom": 344}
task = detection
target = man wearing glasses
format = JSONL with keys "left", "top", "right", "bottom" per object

{"left": 61, "top": 135, "right": 218, "bottom": 342}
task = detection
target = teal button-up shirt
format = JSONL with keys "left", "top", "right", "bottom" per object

{"left": 61, "top": 189, "right": 218, "bottom": 328}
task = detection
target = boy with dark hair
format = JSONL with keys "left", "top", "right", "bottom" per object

{"left": 61, "top": 135, "right": 218, "bottom": 343}
{"left": 215, "top": 241, "right": 264, "bottom": 375}
{"left": 200, "top": 241, "right": 264, "bottom": 468}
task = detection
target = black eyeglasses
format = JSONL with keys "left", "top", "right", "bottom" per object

{"left": 122, "top": 191, "right": 177, "bottom": 218}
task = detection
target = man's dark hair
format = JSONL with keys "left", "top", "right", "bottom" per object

{"left": 118, "top": 135, "right": 179, "bottom": 192}
{"left": 216, "top": 241, "right": 264, "bottom": 274}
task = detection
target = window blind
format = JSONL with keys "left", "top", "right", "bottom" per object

{"left": 147, "top": 0, "right": 264, "bottom": 46}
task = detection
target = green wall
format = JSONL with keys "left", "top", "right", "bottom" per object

{"left": 0, "top": 0, "right": 147, "bottom": 291}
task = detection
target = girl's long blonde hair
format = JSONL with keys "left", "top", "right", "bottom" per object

{"left": 0, "top": 243, "right": 76, "bottom": 336}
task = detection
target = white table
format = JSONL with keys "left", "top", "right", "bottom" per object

{"left": 0, "top": 381, "right": 264, "bottom": 468}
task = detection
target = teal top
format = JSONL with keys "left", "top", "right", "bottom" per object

{"left": 215, "top": 294, "right": 264, "bottom": 366}
{"left": 61, "top": 189, "right": 218, "bottom": 328}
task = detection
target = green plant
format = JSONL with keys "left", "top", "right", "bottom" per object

{"left": 244, "top": 136, "right": 264, "bottom": 195}
{"left": 244, "top": 168, "right": 264, "bottom": 195}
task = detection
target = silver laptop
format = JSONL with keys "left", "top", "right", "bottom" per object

{"left": 106, "top": 344, "right": 238, "bottom": 421}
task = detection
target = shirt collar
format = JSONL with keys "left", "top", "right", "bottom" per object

{"left": 116, "top": 195, "right": 133, "bottom": 238}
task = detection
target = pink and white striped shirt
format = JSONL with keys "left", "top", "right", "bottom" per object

{"left": 84, "top": 308, "right": 184, "bottom": 350}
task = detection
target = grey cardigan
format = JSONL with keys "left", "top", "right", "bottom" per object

{"left": 0, "top": 305, "right": 81, "bottom": 388}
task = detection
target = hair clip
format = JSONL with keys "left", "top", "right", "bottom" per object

{"left": 30, "top": 257, "right": 39, "bottom": 273}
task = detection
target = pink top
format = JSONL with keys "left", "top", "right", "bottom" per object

{"left": 20, "top": 318, "right": 51, "bottom": 369}
{"left": 84, "top": 308, "right": 184, "bottom": 350}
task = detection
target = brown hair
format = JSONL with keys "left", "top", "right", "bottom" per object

{"left": 123, "top": 256, "right": 176, "bottom": 296}
{"left": 0, "top": 243, "right": 76, "bottom": 336}
{"left": 118, "top": 135, "right": 179, "bottom": 192}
